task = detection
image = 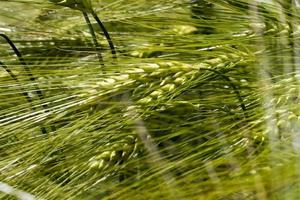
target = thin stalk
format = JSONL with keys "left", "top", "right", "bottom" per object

{"left": 91, "top": 10, "right": 117, "bottom": 60}
{"left": 82, "top": 11, "right": 105, "bottom": 66}
{"left": 0, "top": 61, "right": 32, "bottom": 103}
{"left": 0, "top": 61, "right": 47, "bottom": 134}
{"left": 0, "top": 34, "right": 42, "bottom": 97}
{"left": 0, "top": 33, "right": 56, "bottom": 133}
{"left": 200, "top": 67, "right": 247, "bottom": 112}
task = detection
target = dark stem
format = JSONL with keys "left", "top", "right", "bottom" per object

{"left": 200, "top": 67, "right": 247, "bottom": 112}
{"left": 82, "top": 11, "right": 105, "bottom": 66}
{"left": 0, "top": 33, "right": 56, "bottom": 133}
{"left": 0, "top": 61, "right": 32, "bottom": 103}
{"left": 0, "top": 61, "right": 47, "bottom": 134}
{"left": 0, "top": 34, "right": 40, "bottom": 94}
{"left": 91, "top": 10, "right": 117, "bottom": 60}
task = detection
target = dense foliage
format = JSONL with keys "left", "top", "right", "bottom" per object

{"left": 1, "top": 0, "right": 300, "bottom": 199}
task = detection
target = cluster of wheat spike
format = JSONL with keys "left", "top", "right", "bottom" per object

{"left": 1, "top": 0, "right": 300, "bottom": 199}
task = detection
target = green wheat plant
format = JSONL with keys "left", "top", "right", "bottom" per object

{"left": 1, "top": 0, "right": 300, "bottom": 199}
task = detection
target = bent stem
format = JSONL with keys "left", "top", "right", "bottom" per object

{"left": 0, "top": 33, "right": 56, "bottom": 133}
{"left": 200, "top": 67, "right": 247, "bottom": 112}
{"left": 0, "top": 61, "right": 47, "bottom": 134}
{"left": 82, "top": 11, "right": 105, "bottom": 66}
{"left": 91, "top": 10, "right": 117, "bottom": 60}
